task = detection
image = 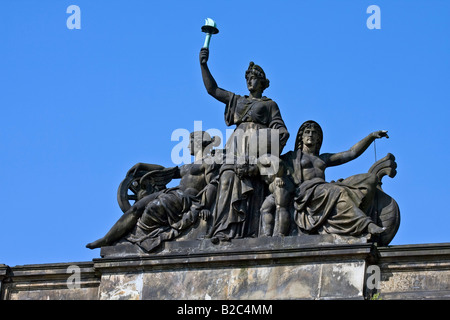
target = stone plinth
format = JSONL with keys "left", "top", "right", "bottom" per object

{"left": 96, "top": 235, "right": 374, "bottom": 300}
{"left": 2, "top": 239, "right": 450, "bottom": 300}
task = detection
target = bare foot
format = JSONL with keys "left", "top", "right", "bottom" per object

{"left": 367, "top": 223, "right": 386, "bottom": 235}
{"left": 86, "top": 239, "right": 106, "bottom": 249}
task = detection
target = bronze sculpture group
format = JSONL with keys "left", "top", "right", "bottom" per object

{"left": 87, "top": 42, "right": 399, "bottom": 253}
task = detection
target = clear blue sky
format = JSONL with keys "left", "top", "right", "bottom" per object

{"left": 1, "top": 0, "right": 449, "bottom": 266}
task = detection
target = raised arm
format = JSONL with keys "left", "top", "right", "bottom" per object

{"left": 200, "top": 48, "right": 231, "bottom": 104}
{"left": 322, "top": 130, "right": 389, "bottom": 167}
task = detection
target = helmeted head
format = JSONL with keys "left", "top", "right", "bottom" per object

{"left": 245, "top": 62, "right": 270, "bottom": 92}
{"left": 188, "top": 131, "right": 218, "bottom": 156}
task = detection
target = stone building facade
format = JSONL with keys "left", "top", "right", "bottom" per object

{"left": 1, "top": 237, "right": 449, "bottom": 300}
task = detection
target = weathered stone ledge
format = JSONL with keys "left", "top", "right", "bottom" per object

{"left": 377, "top": 243, "right": 450, "bottom": 299}
{"left": 96, "top": 234, "right": 374, "bottom": 272}
{"left": 1, "top": 240, "right": 449, "bottom": 300}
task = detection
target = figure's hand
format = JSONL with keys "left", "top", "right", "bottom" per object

{"left": 274, "top": 177, "right": 285, "bottom": 188}
{"left": 200, "top": 47, "right": 209, "bottom": 65}
{"left": 248, "top": 164, "right": 259, "bottom": 177}
{"left": 257, "top": 154, "right": 272, "bottom": 167}
{"left": 199, "top": 209, "right": 211, "bottom": 221}
{"left": 373, "top": 130, "right": 389, "bottom": 139}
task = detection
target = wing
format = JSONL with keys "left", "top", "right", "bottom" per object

{"left": 139, "top": 166, "right": 179, "bottom": 190}
{"left": 126, "top": 163, "right": 165, "bottom": 177}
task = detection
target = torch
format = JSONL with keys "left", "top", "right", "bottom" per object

{"left": 201, "top": 18, "right": 219, "bottom": 49}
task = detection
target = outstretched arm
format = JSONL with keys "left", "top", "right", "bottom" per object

{"left": 200, "top": 48, "right": 231, "bottom": 104}
{"left": 323, "top": 130, "right": 389, "bottom": 167}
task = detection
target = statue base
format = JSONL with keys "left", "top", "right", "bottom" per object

{"left": 96, "top": 235, "right": 374, "bottom": 300}
{"left": 3, "top": 240, "right": 450, "bottom": 300}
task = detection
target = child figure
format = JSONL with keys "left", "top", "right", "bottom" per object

{"left": 258, "top": 155, "right": 296, "bottom": 237}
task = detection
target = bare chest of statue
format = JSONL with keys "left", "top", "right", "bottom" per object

{"left": 179, "top": 163, "right": 207, "bottom": 191}
{"left": 300, "top": 153, "right": 326, "bottom": 181}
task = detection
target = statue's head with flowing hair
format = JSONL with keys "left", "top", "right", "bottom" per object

{"left": 295, "top": 120, "right": 323, "bottom": 155}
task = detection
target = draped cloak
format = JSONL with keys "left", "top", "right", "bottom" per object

{"left": 282, "top": 149, "right": 377, "bottom": 236}
{"left": 207, "top": 93, "right": 289, "bottom": 240}
{"left": 126, "top": 161, "right": 219, "bottom": 252}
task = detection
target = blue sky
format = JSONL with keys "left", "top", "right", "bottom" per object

{"left": 1, "top": 0, "right": 449, "bottom": 266}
